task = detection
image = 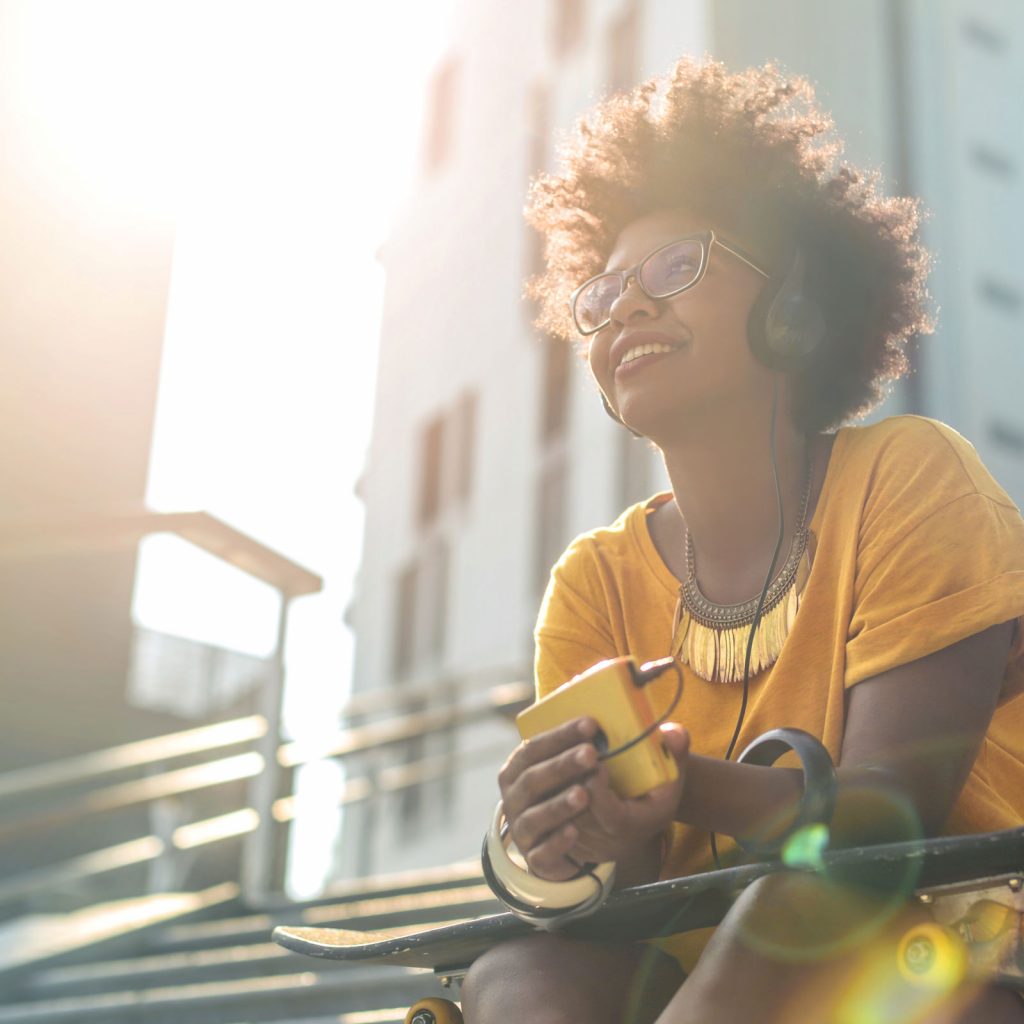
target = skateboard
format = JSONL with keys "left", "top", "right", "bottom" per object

{"left": 275, "top": 827, "right": 1024, "bottom": 1023}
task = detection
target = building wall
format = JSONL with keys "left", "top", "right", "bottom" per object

{"left": 899, "top": 0, "right": 1024, "bottom": 502}
{"left": 0, "top": 87, "right": 177, "bottom": 773}
{"left": 337, "top": 0, "right": 1024, "bottom": 880}
{"left": 338, "top": 0, "right": 694, "bottom": 879}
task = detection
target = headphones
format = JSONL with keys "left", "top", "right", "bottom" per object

{"left": 481, "top": 803, "right": 616, "bottom": 929}
{"left": 746, "top": 246, "right": 827, "bottom": 372}
{"left": 599, "top": 245, "right": 826, "bottom": 429}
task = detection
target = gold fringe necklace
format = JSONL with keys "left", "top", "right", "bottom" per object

{"left": 670, "top": 455, "right": 814, "bottom": 683}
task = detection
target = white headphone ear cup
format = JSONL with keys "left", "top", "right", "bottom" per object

{"left": 483, "top": 803, "right": 616, "bottom": 918}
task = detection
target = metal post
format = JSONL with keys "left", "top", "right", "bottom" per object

{"left": 241, "top": 592, "right": 291, "bottom": 903}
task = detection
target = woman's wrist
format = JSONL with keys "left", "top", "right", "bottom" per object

{"left": 612, "top": 833, "right": 664, "bottom": 889}
{"left": 674, "top": 754, "right": 805, "bottom": 840}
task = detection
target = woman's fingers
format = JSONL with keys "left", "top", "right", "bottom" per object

{"left": 500, "top": 732, "right": 600, "bottom": 820}
{"left": 499, "top": 717, "right": 598, "bottom": 789}
{"left": 524, "top": 821, "right": 583, "bottom": 881}
{"left": 577, "top": 763, "right": 623, "bottom": 834}
{"left": 498, "top": 720, "right": 690, "bottom": 872}
{"left": 510, "top": 781, "right": 590, "bottom": 853}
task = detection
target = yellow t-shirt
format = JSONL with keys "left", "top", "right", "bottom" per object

{"left": 534, "top": 416, "right": 1024, "bottom": 963}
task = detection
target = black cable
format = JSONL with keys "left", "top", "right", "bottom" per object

{"left": 599, "top": 659, "right": 684, "bottom": 763}
{"left": 710, "top": 376, "right": 787, "bottom": 869}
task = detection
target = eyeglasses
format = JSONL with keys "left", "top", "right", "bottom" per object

{"left": 568, "top": 231, "right": 770, "bottom": 336}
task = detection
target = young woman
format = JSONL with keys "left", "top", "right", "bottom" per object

{"left": 463, "top": 60, "right": 1024, "bottom": 1023}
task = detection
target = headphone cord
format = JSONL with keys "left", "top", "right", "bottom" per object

{"left": 710, "top": 376, "right": 787, "bottom": 869}
{"left": 599, "top": 660, "right": 684, "bottom": 761}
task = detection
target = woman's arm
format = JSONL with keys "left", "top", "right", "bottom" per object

{"left": 675, "top": 620, "right": 1014, "bottom": 844}
{"left": 529, "top": 621, "right": 1014, "bottom": 886}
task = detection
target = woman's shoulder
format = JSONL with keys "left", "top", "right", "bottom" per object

{"left": 551, "top": 493, "right": 673, "bottom": 580}
{"left": 821, "top": 416, "right": 1023, "bottom": 556}
{"left": 835, "top": 415, "right": 1012, "bottom": 503}
{"left": 839, "top": 414, "right": 972, "bottom": 459}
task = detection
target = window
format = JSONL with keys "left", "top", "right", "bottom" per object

{"left": 552, "top": 0, "right": 585, "bottom": 58}
{"left": 391, "top": 540, "right": 449, "bottom": 684}
{"left": 961, "top": 18, "right": 1007, "bottom": 54}
{"left": 451, "top": 392, "right": 476, "bottom": 505}
{"left": 421, "top": 538, "right": 450, "bottom": 664}
{"left": 400, "top": 396, "right": 474, "bottom": 683}
{"left": 606, "top": 0, "right": 642, "bottom": 95}
{"left": 418, "top": 414, "right": 445, "bottom": 527}
{"left": 989, "top": 420, "right": 1024, "bottom": 455}
{"left": 415, "top": 394, "right": 477, "bottom": 530}
{"left": 424, "top": 58, "right": 460, "bottom": 171}
{"left": 971, "top": 144, "right": 1016, "bottom": 179}
{"left": 397, "top": 697, "right": 427, "bottom": 830}
{"left": 539, "top": 336, "right": 571, "bottom": 442}
{"left": 393, "top": 563, "right": 418, "bottom": 681}
{"left": 534, "top": 454, "right": 568, "bottom": 597}
{"left": 979, "top": 277, "right": 1021, "bottom": 313}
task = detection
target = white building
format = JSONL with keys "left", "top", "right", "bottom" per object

{"left": 334, "top": 0, "right": 1024, "bottom": 880}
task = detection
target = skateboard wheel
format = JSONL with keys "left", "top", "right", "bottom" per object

{"left": 405, "top": 996, "right": 464, "bottom": 1024}
{"left": 897, "top": 923, "right": 967, "bottom": 987}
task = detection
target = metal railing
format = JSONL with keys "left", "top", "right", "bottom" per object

{"left": 0, "top": 507, "right": 530, "bottom": 917}
{"left": 0, "top": 507, "right": 318, "bottom": 911}
{"left": 0, "top": 680, "right": 531, "bottom": 913}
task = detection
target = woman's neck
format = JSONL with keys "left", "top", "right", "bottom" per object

{"left": 656, "top": 412, "right": 812, "bottom": 603}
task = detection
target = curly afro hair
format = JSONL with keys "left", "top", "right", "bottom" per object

{"left": 525, "top": 58, "right": 933, "bottom": 434}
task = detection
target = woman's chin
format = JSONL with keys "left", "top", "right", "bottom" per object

{"left": 616, "top": 403, "right": 688, "bottom": 443}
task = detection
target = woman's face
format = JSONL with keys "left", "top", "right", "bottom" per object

{"left": 587, "top": 208, "right": 774, "bottom": 442}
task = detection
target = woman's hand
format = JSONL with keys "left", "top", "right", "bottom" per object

{"left": 498, "top": 718, "right": 689, "bottom": 882}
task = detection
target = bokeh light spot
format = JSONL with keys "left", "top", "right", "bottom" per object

{"left": 782, "top": 823, "right": 830, "bottom": 871}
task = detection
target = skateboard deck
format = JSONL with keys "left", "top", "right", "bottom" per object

{"left": 274, "top": 827, "right": 1024, "bottom": 974}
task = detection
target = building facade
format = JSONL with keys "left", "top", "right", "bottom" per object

{"left": 335, "top": 0, "right": 1024, "bottom": 880}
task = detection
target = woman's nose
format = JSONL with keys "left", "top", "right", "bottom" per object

{"left": 608, "top": 274, "right": 658, "bottom": 325}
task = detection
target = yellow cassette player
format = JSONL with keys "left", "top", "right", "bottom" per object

{"left": 516, "top": 656, "right": 680, "bottom": 799}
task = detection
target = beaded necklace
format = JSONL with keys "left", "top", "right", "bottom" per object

{"left": 670, "top": 454, "right": 813, "bottom": 683}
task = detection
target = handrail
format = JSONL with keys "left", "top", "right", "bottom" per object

{"left": 277, "top": 680, "right": 533, "bottom": 767}
{"left": 0, "top": 680, "right": 531, "bottom": 840}
{"left": 0, "top": 739, "right": 513, "bottom": 903}
{"left": 0, "top": 508, "right": 323, "bottom": 597}
{"left": 0, "top": 505, "right": 323, "bottom": 906}
{"left": 0, "top": 715, "right": 267, "bottom": 802}
{"left": 0, "top": 753, "right": 264, "bottom": 844}
{"left": 0, "top": 678, "right": 528, "bottom": 909}
{"left": 338, "top": 668, "right": 531, "bottom": 720}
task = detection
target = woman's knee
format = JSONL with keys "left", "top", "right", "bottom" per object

{"left": 462, "top": 934, "right": 569, "bottom": 1021}
{"left": 461, "top": 933, "right": 682, "bottom": 1024}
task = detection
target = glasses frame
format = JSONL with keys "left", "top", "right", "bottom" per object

{"left": 568, "top": 230, "right": 770, "bottom": 336}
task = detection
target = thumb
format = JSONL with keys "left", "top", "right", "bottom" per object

{"left": 659, "top": 723, "right": 690, "bottom": 765}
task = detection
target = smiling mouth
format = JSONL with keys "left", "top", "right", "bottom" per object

{"left": 616, "top": 341, "right": 685, "bottom": 370}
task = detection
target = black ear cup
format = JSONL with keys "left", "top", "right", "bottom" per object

{"left": 747, "top": 248, "right": 827, "bottom": 371}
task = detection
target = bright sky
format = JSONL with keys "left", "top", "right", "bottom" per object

{"left": 139, "top": 0, "right": 456, "bottom": 731}
{"left": 7, "top": 0, "right": 456, "bottom": 895}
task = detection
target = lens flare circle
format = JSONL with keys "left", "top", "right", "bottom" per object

{"left": 737, "top": 785, "right": 925, "bottom": 964}
{"left": 897, "top": 923, "right": 968, "bottom": 988}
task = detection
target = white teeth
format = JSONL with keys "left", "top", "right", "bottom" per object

{"left": 619, "top": 342, "right": 678, "bottom": 366}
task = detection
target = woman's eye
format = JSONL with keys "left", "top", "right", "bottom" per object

{"left": 668, "top": 257, "right": 698, "bottom": 274}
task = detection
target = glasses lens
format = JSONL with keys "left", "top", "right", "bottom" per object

{"left": 574, "top": 274, "right": 622, "bottom": 333}
{"left": 640, "top": 239, "right": 704, "bottom": 297}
